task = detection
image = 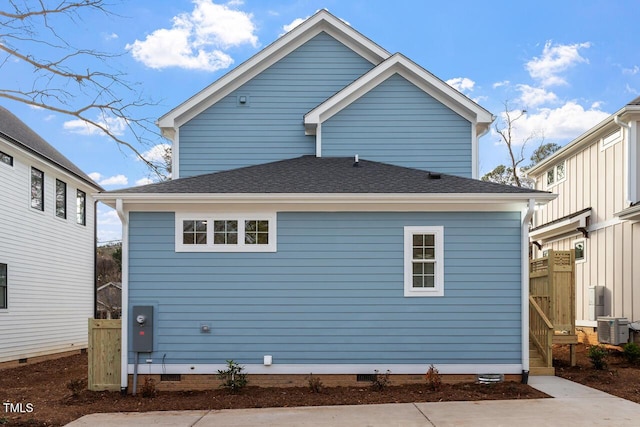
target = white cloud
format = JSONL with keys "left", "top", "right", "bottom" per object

{"left": 492, "top": 101, "right": 609, "bottom": 145}
{"left": 98, "top": 209, "right": 122, "bottom": 227}
{"left": 89, "top": 172, "right": 129, "bottom": 186}
{"left": 63, "top": 116, "right": 127, "bottom": 137}
{"left": 525, "top": 41, "right": 591, "bottom": 86}
{"left": 623, "top": 65, "right": 639, "bottom": 75}
{"left": 89, "top": 172, "right": 102, "bottom": 182}
{"left": 626, "top": 84, "right": 639, "bottom": 95}
{"left": 517, "top": 84, "right": 558, "bottom": 107}
{"left": 126, "top": 0, "right": 258, "bottom": 71}
{"left": 99, "top": 175, "right": 128, "bottom": 186}
{"left": 282, "top": 17, "right": 306, "bottom": 34}
{"left": 97, "top": 208, "right": 122, "bottom": 243}
{"left": 140, "top": 143, "right": 171, "bottom": 163}
{"left": 135, "top": 177, "right": 154, "bottom": 186}
{"left": 446, "top": 77, "right": 475, "bottom": 94}
{"left": 493, "top": 80, "right": 510, "bottom": 89}
{"left": 105, "top": 32, "right": 119, "bottom": 40}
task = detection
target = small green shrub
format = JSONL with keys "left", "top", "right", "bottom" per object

{"left": 370, "top": 369, "right": 391, "bottom": 391}
{"left": 217, "top": 360, "right": 248, "bottom": 393}
{"left": 588, "top": 345, "right": 608, "bottom": 370}
{"left": 622, "top": 342, "right": 640, "bottom": 364}
{"left": 307, "top": 374, "right": 323, "bottom": 393}
{"left": 66, "top": 378, "right": 86, "bottom": 397}
{"left": 425, "top": 364, "right": 441, "bottom": 391}
{"left": 140, "top": 376, "right": 157, "bottom": 398}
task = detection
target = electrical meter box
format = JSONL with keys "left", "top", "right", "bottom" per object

{"left": 131, "top": 305, "right": 153, "bottom": 352}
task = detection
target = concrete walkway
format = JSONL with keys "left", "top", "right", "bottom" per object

{"left": 66, "top": 377, "right": 640, "bottom": 426}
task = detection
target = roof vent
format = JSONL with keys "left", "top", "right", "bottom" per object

{"left": 353, "top": 154, "right": 359, "bottom": 167}
{"left": 428, "top": 172, "right": 441, "bottom": 179}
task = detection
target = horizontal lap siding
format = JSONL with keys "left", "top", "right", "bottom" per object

{"left": 322, "top": 74, "right": 472, "bottom": 177}
{"left": 128, "top": 211, "right": 522, "bottom": 366}
{"left": 0, "top": 145, "right": 95, "bottom": 363}
{"left": 179, "top": 32, "right": 375, "bottom": 177}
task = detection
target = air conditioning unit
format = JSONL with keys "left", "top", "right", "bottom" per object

{"left": 597, "top": 317, "right": 629, "bottom": 345}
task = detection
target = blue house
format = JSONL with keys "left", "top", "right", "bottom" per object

{"left": 97, "top": 10, "right": 554, "bottom": 392}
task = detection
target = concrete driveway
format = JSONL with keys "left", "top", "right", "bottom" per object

{"left": 66, "top": 376, "right": 640, "bottom": 426}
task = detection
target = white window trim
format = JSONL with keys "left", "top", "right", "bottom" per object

{"left": 600, "top": 129, "right": 622, "bottom": 151}
{"left": 175, "top": 212, "right": 277, "bottom": 253}
{"left": 545, "top": 160, "right": 566, "bottom": 189}
{"left": 404, "top": 226, "right": 444, "bottom": 297}
{"left": 573, "top": 238, "right": 586, "bottom": 264}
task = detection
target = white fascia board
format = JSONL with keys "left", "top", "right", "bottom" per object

{"left": 304, "top": 53, "right": 493, "bottom": 132}
{"left": 529, "top": 210, "right": 590, "bottom": 242}
{"left": 157, "top": 10, "right": 389, "bottom": 135}
{"left": 96, "top": 192, "right": 556, "bottom": 211}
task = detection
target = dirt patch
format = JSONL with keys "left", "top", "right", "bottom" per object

{"left": 0, "top": 353, "right": 548, "bottom": 426}
{"left": 554, "top": 342, "right": 640, "bottom": 404}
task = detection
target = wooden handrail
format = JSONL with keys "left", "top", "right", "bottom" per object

{"left": 529, "top": 296, "right": 553, "bottom": 329}
{"left": 529, "top": 295, "right": 554, "bottom": 368}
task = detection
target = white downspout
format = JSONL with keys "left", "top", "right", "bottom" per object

{"left": 115, "top": 199, "right": 129, "bottom": 392}
{"left": 521, "top": 199, "right": 535, "bottom": 381}
{"left": 614, "top": 116, "right": 632, "bottom": 205}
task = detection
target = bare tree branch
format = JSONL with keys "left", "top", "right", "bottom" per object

{"left": 0, "top": 0, "right": 170, "bottom": 179}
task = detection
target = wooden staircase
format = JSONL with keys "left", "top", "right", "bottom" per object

{"left": 529, "top": 339, "right": 555, "bottom": 376}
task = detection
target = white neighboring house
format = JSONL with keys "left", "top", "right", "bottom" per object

{"left": 528, "top": 96, "right": 640, "bottom": 332}
{"left": 0, "top": 106, "right": 102, "bottom": 365}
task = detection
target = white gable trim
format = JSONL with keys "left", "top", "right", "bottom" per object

{"left": 157, "top": 10, "right": 390, "bottom": 140}
{"left": 304, "top": 53, "right": 494, "bottom": 153}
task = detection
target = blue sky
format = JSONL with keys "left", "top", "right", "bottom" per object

{"left": 2, "top": 0, "right": 640, "bottom": 242}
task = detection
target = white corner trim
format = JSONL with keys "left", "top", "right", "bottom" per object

{"left": 127, "top": 363, "right": 523, "bottom": 375}
{"left": 172, "top": 127, "right": 179, "bottom": 179}
{"left": 521, "top": 199, "right": 535, "bottom": 372}
{"left": 315, "top": 123, "right": 322, "bottom": 157}
{"left": 471, "top": 121, "right": 478, "bottom": 179}
{"left": 119, "top": 207, "right": 130, "bottom": 390}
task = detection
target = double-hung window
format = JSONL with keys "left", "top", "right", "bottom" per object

{"left": 404, "top": 226, "right": 444, "bottom": 297}
{"left": 176, "top": 213, "right": 276, "bottom": 252}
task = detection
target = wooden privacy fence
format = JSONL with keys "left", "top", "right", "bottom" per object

{"left": 529, "top": 250, "right": 577, "bottom": 369}
{"left": 88, "top": 318, "right": 121, "bottom": 391}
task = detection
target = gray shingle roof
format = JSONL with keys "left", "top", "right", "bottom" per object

{"left": 106, "top": 156, "right": 549, "bottom": 195}
{"left": 0, "top": 106, "right": 102, "bottom": 190}
{"left": 629, "top": 96, "right": 640, "bottom": 106}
